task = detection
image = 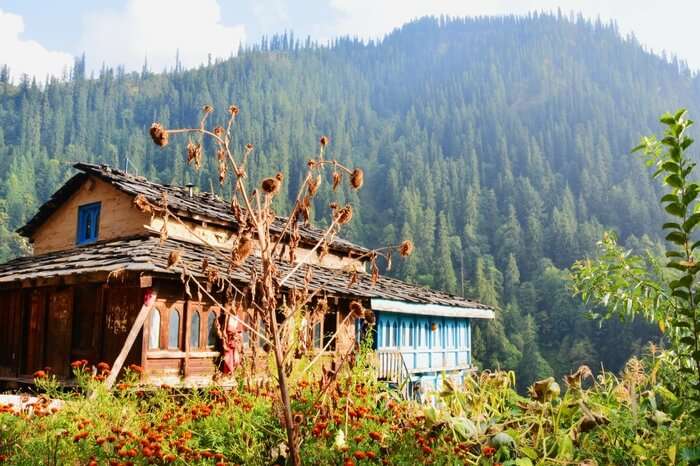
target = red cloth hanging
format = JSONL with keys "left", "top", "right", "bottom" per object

{"left": 221, "top": 314, "right": 243, "bottom": 374}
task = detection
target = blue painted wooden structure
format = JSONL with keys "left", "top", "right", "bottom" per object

{"left": 370, "top": 299, "right": 493, "bottom": 398}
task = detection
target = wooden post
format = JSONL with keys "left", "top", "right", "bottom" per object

{"left": 104, "top": 288, "right": 157, "bottom": 390}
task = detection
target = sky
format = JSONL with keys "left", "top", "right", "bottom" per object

{"left": 0, "top": 0, "right": 698, "bottom": 82}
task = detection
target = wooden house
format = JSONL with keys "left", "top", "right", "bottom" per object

{"left": 0, "top": 163, "right": 493, "bottom": 395}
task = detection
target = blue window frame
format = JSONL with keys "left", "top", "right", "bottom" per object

{"left": 76, "top": 202, "right": 101, "bottom": 245}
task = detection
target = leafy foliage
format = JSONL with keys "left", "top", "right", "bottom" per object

{"left": 572, "top": 109, "right": 700, "bottom": 407}
{"left": 1, "top": 347, "right": 697, "bottom": 465}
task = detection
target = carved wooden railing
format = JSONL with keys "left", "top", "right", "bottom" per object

{"left": 376, "top": 349, "right": 412, "bottom": 399}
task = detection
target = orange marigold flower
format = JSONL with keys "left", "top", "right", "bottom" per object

{"left": 33, "top": 370, "right": 46, "bottom": 379}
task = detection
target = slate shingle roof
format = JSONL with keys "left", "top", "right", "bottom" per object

{"left": 0, "top": 235, "right": 492, "bottom": 311}
{"left": 17, "top": 163, "right": 369, "bottom": 256}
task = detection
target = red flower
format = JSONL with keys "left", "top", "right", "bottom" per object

{"left": 128, "top": 364, "right": 144, "bottom": 374}
{"left": 33, "top": 370, "right": 46, "bottom": 379}
{"left": 482, "top": 446, "right": 496, "bottom": 457}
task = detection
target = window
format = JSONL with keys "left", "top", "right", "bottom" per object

{"left": 190, "top": 311, "right": 201, "bottom": 349}
{"left": 149, "top": 309, "right": 161, "bottom": 350}
{"left": 168, "top": 309, "right": 180, "bottom": 349}
{"left": 76, "top": 202, "right": 101, "bottom": 245}
{"left": 207, "top": 311, "right": 218, "bottom": 347}
{"left": 258, "top": 317, "right": 267, "bottom": 348}
{"left": 313, "top": 321, "right": 322, "bottom": 349}
{"left": 323, "top": 312, "right": 337, "bottom": 351}
{"left": 242, "top": 315, "right": 250, "bottom": 349}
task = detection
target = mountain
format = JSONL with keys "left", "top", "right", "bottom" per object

{"left": 1, "top": 13, "right": 697, "bottom": 386}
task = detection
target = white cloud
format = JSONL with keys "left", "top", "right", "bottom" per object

{"left": 80, "top": 0, "right": 246, "bottom": 73}
{"left": 0, "top": 9, "right": 74, "bottom": 82}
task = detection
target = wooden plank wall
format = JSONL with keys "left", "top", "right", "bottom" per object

{"left": 25, "top": 289, "right": 47, "bottom": 374}
{"left": 0, "top": 290, "right": 22, "bottom": 377}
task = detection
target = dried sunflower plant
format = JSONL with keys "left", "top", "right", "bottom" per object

{"left": 145, "top": 105, "right": 413, "bottom": 465}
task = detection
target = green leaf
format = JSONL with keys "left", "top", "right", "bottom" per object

{"left": 663, "top": 222, "right": 682, "bottom": 231}
{"left": 665, "top": 174, "right": 683, "bottom": 188}
{"left": 665, "top": 203, "right": 686, "bottom": 217}
{"left": 556, "top": 435, "right": 574, "bottom": 460}
{"left": 665, "top": 231, "right": 687, "bottom": 246}
{"left": 669, "top": 275, "right": 693, "bottom": 290}
{"left": 661, "top": 193, "right": 678, "bottom": 203}
{"left": 692, "top": 240, "right": 700, "bottom": 251}
{"left": 661, "top": 160, "right": 681, "bottom": 173}
{"left": 631, "top": 143, "right": 646, "bottom": 153}
{"left": 681, "top": 137, "right": 694, "bottom": 150}
{"left": 674, "top": 108, "right": 687, "bottom": 121}
{"left": 684, "top": 214, "right": 700, "bottom": 232}
{"left": 662, "top": 136, "right": 679, "bottom": 147}
{"left": 683, "top": 185, "right": 700, "bottom": 205}
{"left": 660, "top": 112, "right": 676, "bottom": 125}
{"left": 679, "top": 336, "right": 696, "bottom": 346}
{"left": 666, "top": 251, "right": 684, "bottom": 258}
{"left": 671, "top": 288, "right": 689, "bottom": 300}
{"left": 667, "top": 261, "right": 688, "bottom": 272}
{"left": 520, "top": 447, "right": 538, "bottom": 460}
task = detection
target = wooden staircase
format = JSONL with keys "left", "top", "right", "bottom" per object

{"left": 376, "top": 350, "right": 413, "bottom": 399}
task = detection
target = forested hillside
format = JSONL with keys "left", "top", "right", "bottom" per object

{"left": 1, "top": 13, "right": 698, "bottom": 387}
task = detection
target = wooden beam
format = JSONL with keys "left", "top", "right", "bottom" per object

{"left": 103, "top": 288, "right": 157, "bottom": 390}
{"left": 370, "top": 299, "right": 495, "bottom": 319}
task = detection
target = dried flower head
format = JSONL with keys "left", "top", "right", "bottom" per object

{"left": 149, "top": 123, "right": 169, "bottom": 147}
{"left": 233, "top": 233, "right": 253, "bottom": 265}
{"left": 202, "top": 105, "right": 214, "bottom": 114}
{"left": 245, "top": 143, "right": 254, "bottom": 152}
{"left": 308, "top": 174, "right": 322, "bottom": 196}
{"left": 229, "top": 105, "right": 239, "bottom": 115}
{"left": 349, "top": 300, "right": 364, "bottom": 318}
{"left": 335, "top": 205, "right": 353, "bottom": 225}
{"left": 187, "top": 141, "right": 202, "bottom": 168}
{"left": 213, "top": 126, "right": 225, "bottom": 137}
{"left": 399, "top": 240, "right": 414, "bottom": 257}
{"left": 262, "top": 172, "right": 284, "bottom": 195}
{"left": 350, "top": 168, "right": 364, "bottom": 190}
{"left": 167, "top": 250, "right": 182, "bottom": 269}
{"left": 332, "top": 172, "right": 342, "bottom": 191}
{"left": 320, "top": 136, "right": 329, "bottom": 147}
{"left": 133, "top": 194, "right": 152, "bottom": 214}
